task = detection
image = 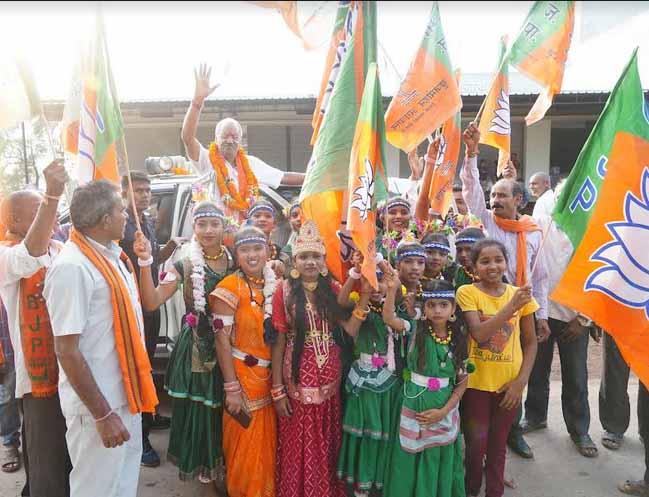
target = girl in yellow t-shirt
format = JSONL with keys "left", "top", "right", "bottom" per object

{"left": 455, "top": 239, "right": 538, "bottom": 497}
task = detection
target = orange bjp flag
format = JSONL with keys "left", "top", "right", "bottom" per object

{"left": 509, "top": 1, "right": 575, "bottom": 126}
{"left": 478, "top": 36, "right": 511, "bottom": 176}
{"left": 384, "top": 1, "right": 461, "bottom": 153}
{"left": 347, "top": 63, "right": 388, "bottom": 290}
{"left": 428, "top": 70, "right": 462, "bottom": 217}
{"left": 551, "top": 131, "right": 649, "bottom": 386}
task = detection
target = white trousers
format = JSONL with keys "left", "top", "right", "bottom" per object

{"left": 65, "top": 405, "right": 142, "bottom": 497}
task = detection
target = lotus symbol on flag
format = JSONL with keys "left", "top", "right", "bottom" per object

{"left": 350, "top": 158, "right": 375, "bottom": 222}
{"left": 489, "top": 90, "right": 510, "bottom": 136}
{"left": 585, "top": 167, "right": 649, "bottom": 317}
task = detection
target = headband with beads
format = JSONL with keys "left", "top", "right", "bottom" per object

{"left": 248, "top": 204, "right": 275, "bottom": 218}
{"left": 397, "top": 249, "right": 427, "bottom": 262}
{"left": 455, "top": 237, "right": 481, "bottom": 245}
{"left": 387, "top": 199, "right": 411, "bottom": 212}
{"left": 421, "top": 290, "right": 455, "bottom": 300}
{"left": 423, "top": 242, "right": 451, "bottom": 253}
{"left": 234, "top": 236, "right": 267, "bottom": 247}
{"left": 193, "top": 211, "right": 225, "bottom": 222}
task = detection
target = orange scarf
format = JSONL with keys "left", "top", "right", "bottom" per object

{"left": 208, "top": 142, "right": 260, "bottom": 214}
{"left": 69, "top": 230, "right": 158, "bottom": 414}
{"left": 0, "top": 238, "right": 59, "bottom": 397}
{"left": 492, "top": 215, "right": 541, "bottom": 286}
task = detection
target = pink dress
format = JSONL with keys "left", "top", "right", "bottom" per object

{"left": 272, "top": 281, "right": 346, "bottom": 497}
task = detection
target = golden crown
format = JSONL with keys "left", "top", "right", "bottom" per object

{"left": 293, "top": 220, "right": 325, "bottom": 256}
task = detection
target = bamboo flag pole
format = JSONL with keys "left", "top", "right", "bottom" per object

{"left": 529, "top": 217, "right": 553, "bottom": 282}
{"left": 97, "top": 7, "right": 142, "bottom": 233}
{"left": 474, "top": 43, "right": 510, "bottom": 125}
{"left": 39, "top": 108, "right": 73, "bottom": 204}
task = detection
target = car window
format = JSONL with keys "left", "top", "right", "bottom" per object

{"left": 149, "top": 192, "right": 175, "bottom": 244}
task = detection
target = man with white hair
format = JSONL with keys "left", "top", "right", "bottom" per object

{"left": 181, "top": 64, "right": 305, "bottom": 217}
{"left": 529, "top": 172, "right": 553, "bottom": 219}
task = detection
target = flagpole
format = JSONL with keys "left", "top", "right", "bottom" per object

{"left": 529, "top": 217, "right": 553, "bottom": 281}
{"left": 97, "top": 8, "right": 142, "bottom": 233}
{"left": 474, "top": 41, "right": 509, "bottom": 124}
{"left": 120, "top": 134, "right": 142, "bottom": 233}
{"left": 39, "top": 109, "right": 73, "bottom": 204}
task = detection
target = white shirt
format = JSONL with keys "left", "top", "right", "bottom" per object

{"left": 535, "top": 195, "right": 579, "bottom": 323}
{"left": 43, "top": 237, "right": 144, "bottom": 417}
{"left": 461, "top": 155, "right": 549, "bottom": 319}
{"left": 191, "top": 145, "right": 284, "bottom": 212}
{"left": 532, "top": 189, "right": 555, "bottom": 219}
{"left": 0, "top": 240, "right": 59, "bottom": 398}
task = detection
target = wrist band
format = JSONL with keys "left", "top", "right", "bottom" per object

{"left": 138, "top": 256, "right": 154, "bottom": 267}
{"left": 44, "top": 193, "right": 61, "bottom": 202}
{"left": 348, "top": 268, "right": 361, "bottom": 280}
{"left": 95, "top": 409, "right": 114, "bottom": 423}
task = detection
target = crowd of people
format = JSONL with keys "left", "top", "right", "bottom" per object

{"left": 0, "top": 68, "right": 646, "bottom": 497}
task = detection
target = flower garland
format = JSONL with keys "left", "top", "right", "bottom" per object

{"left": 262, "top": 262, "right": 278, "bottom": 320}
{"left": 208, "top": 142, "right": 260, "bottom": 212}
{"left": 186, "top": 237, "right": 210, "bottom": 329}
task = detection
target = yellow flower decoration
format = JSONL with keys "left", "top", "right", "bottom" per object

{"left": 401, "top": 285, "right": 407, "bottom": 296}
{"left": 349, "top": 291, "right": 360, "bottom": 303}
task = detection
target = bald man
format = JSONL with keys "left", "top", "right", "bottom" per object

{"left": 0, "top": 160, "right": 72, "bottom": 497}
{"left": 181, "top": 64, "right": 304, "bottom": 216}
{"left": 529, "top": 172, "right": 553, "bottom": 219}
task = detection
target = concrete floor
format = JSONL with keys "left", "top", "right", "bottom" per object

{"left": 0, "top": 378, "right": 643, "bottom": 497}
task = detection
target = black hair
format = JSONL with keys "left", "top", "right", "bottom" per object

{"left": 470, "top": 238, "right": 509, "bottom": 266}
{"left": 248, "top": 198, "right": 276, "bottom": 218}
{"left": 288, "top": 274, "right": 351, "bottom": 384}
{"left": 415, "top": 279, "right": 467, "bottom": 372}
{"left": 421, "top": 232, "right": 451, "bottom": 248}
{"left": 396, "top": 240, "right": 426, "bottom": 262}
{"left": 452, "top": 181, "right": 463, "bottom": 193}
{"left": 121, "top": 171, "right": 150, "bottom": 191}
{"left": 192, "top": 201, "right": 224, "bottom": 220}
{"left": 455, "top": 227, "right": 486, "bottom": 246}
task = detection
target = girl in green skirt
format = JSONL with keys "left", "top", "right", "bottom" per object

{"left": 137, "top": 202, "right": 233, "bottom": 495}
{"left": 382, "top": 276, "right": 469, "bottom": 497}
{"left": 336, "top": 259, "right": 413, "bottom": 496}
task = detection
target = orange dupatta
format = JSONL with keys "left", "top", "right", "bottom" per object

{"left": 69, "top": 229, "right": 158, "bottom": 414}
{"left": 492, "top": 215, "right": 541, "bottom": 286}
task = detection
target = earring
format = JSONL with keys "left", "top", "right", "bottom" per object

{"left": 320, "top": 267, "right": 329, "bottom": 277}
{"left": 448, "top": 314, "right": 457, "bottom": 323}
{"left": 290, "top": 268, "right": 300, "bottom": 280}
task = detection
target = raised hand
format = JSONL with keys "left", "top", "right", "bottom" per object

{"left": 193, "top": 63, "right": 221, "bottom": 102}
{"left": 501, "top": 160, "right": 517, "bottom": 180}
{"left": 407, "top": 150, "right": 424, "bottom": 181}
{"left": 133, "top": 231, "right": 152, "bottom": 260}
{"left": 43, "top": 159, "right": 69, "bottom": 198}
{"left": 510, "top": 284, "right": 533, "bottom": 312}
{"left": 462, "top": 122, "right": 480, "bottom": 156}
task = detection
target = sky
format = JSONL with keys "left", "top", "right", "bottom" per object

{"left": 0, "top": 1, "right": 648, "bottom": 102}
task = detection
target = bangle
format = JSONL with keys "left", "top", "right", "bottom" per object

{"left": 42, "top": 193, "right": 61, "bottom": 206}
{"left": 348, "top": 268, "right": 361, "bottom": 280}
{"left": 224, "top": 380, "right": 241, "bottom": 393}
{"left": 138, "top": 256, "right": 154, "bottom": 267}
{"left": 94, "top": 409, "right": 114, "bottom": 423}
{"left": 466, "top": 151, "right": 478, "bottom": 158}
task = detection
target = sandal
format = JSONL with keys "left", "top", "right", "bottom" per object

{"left": 619, "top": 480, "right": 649, "bottom": 496}
{"left": 572, "top": 434, "right": 599, "bottom": 458}
{"left": 602, "top": 431, "right": 623, "bottom": 451}
{"left": 1, "top": 445, "right": 21, "bottom": 473}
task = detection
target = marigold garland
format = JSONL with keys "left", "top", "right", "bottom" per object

{"left": 208, "top": 142, "right": 260, "bottom": 212}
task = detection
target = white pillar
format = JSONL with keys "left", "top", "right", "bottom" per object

{"left": 523, "top": 119, "right": 551, "bottom": 182}
{"left": 385, "top": 143, "right": 401, "bottom": 178}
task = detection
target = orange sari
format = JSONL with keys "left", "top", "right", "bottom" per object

{"left": 211, "top": 273, "right": 276, "bottom": 497}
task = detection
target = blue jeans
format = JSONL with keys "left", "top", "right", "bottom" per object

{"left": 0, "top": 362, "right": 21, "bottom": 447}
